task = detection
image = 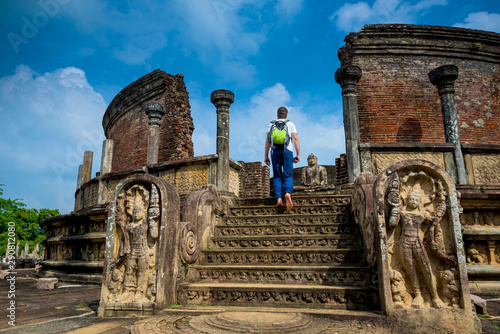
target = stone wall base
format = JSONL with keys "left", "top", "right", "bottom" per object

{"left": 387, "top": 308, "right": 481, "bottom": 334}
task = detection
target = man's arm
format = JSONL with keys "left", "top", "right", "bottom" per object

{"left": 292, "top": 132, "right": 300, "bottom": 163}
{"left": 264, "top": 132, "right": 271, "bottom": 166}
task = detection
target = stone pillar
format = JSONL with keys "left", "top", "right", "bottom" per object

{"left": 100, "top": 140, "right": 114, "bottom": 175}
{"left": 143, "top": 102, "right": 166, "bottom": 165}
{"left": 335, "top": 65, "right": 362, "bottom": 183}
{"left": 98, "top": 140, "right": 114, "bottom": 205}
{"left": 488, "top": 241, "right": 497, "bottom": 265}
{"left": 81, "top": 151, "right": 93, "bottom": 185}
{"left": 429, "top": 65, "right": 468, "bottom": 184}
{"left": 76, "top": 164, "right": 83, "bottom": 189}
{"left": 211, "top": 89, "right": 235, "bottom": 192}
{"left": 15, "top": 240, "right": 20, "bottom": 257}
{"left": 24, "top": 242, "right": 29, "bottom": 257}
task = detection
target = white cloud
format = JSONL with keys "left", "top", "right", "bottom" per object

{"left": 330, "top": 0, "right": 447, "bottom": 33}
{"left": 0, "top": 65, "right": 107, "bottom": 214}
{"left": 453, "top": 12, "right": 500, "bottom": 33}
{"left": 274, "top": 0, "right": 304, "bottom": 21}
{"left": 170, "top": 0, "right": 267, "bottom": 85}
{"left": 60, "top": 0, "right": 268, "bottom": 84}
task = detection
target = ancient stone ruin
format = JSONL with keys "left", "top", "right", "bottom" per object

{"left": 370, "top": 160, "right": 475, "bottom": 331}
{"left": 98, "top": 174, "right": 181, "bottom": 316}
{"left": 36, "top": 24, "right": 500, "bottom": 333}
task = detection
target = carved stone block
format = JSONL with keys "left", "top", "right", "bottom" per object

{"left": 372, "top": 152, "right": 445, "bottom": 175}
{"left": 471, "top": 154, "right": 500, "bottom": 184}
{"left": 372, "top": 159, "right": 477, "bottom": 332}
{"left": 98, "top": 174, "right": 180, "bottom": 317}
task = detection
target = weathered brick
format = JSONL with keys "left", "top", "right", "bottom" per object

{"left": 103, "top": 70, "right": 194, "bottom": 171}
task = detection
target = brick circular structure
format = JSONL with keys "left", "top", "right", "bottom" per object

{"left": 102, "top": 69, "right": 194, "bottom": 172}
{"left": 339, "top": 24, "right": 500, "bottom": 145}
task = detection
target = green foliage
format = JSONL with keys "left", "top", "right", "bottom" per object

{"left": 0, "top": 184, "right": 60, "bottom": 257}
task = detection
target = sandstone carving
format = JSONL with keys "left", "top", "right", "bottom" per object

{"left": 386, "top": 172, "right": 446, "bottom": 308}
{"left": 373, "top": 160, "right": 472, "bottom": 319}
{"left": 302, "top": 154, "right": 328, "bottom": 186}
{"left": 353, "top": 172, "right": 376, "bottom": 266}
{"left": 180, "top": 184, "right": 232, "bottom": 264}
{"left": 390, "top": 270, "right": 409, "bottom": 306}
{"left": 466, "top": 243, "right": 484, "bottom": 265}
{"left": 439, "top": 268, "right": 460, "bottom": 308}
{"left": 98, "top": 174, "right": 181, "bottom": 317}
{"left": 108, "top": 183, "right": 159, "bottom": 303}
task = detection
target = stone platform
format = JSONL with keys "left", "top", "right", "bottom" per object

{"left": 130, "top": 307, "right": 390, "bottom": 334}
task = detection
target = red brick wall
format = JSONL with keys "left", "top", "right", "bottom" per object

{"left": 103, "top": 70, "right": 194, "bottom": 172}
{"left": 340, "top": 25, "right": 500, "bottom": 145}
{"left": 238, "top": 161, "right": 270, "bottom": 198}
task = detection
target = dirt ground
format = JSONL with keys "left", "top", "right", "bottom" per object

{"left": 0, "top": 269, "right": 102, "bottom": 330}
{"left": 0, "top": 269, "right": 499, "bottom": 334}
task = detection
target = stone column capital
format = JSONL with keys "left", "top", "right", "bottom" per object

{"left": 143, "top": 102, "right": 166, "bottom": 126}
{"left": 429, "top": 65, "right": 459, "bottom": 96}
{"left": 335, "top": 65, "right": 362, "bottom": 96}
{"left": 211, "top": 89, "right": 235, "bottom": 110}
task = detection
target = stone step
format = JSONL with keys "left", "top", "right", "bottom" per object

{"left": 211, "top": 234, "right": 361, "bottom": 249}
{"left": 222, "top": 213, "right": 354, "bottom": 226}
{"left": 178, "top": 283, "right": 379, "bottom": 310}
{"left": 187, "top": 265, "right": 371, "bottom": 286}
{"left": 215, "top": 223, "right": 358, "bottom": 237}
{"left": 228, "top": 204, "right": 350, "bottom": 217}
{"left": 235, "top": 195, "right": 352, "bottom": 207}
{"left": 200, "top": 248, "right": 364, "bottom": 266}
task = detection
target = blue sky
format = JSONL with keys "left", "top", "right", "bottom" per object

{"left": 1, "top": 0, "right": 499, "bottom": 214}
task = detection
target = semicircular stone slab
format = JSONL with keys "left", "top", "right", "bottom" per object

{"left": 200, "top": 312, "right": 311, "bottom": 333}
{"left": 131, "top": 311, "right": 333, "bottom": 334}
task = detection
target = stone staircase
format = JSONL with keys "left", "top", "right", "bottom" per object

{"left": 178, "top": 195, "right": 379, "bottom": 311}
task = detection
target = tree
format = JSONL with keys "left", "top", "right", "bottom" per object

{"left": 0, "top": 184, "right": 60, "bottom": 258}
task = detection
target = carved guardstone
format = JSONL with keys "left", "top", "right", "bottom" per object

{"left": 98, "top": 174, "right": 181, "bottom": 317}
{"left": 372, "top": 159, "right": 479, "bottom": 333}
{"left": 353, "top": 172, "right": 376, "bottom": 267}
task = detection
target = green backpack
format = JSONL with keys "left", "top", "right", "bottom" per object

{"left": 268, "top": 120, "right": 290, "bottom": 146}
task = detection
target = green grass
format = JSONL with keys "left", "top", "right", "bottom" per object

{"left": 168, "top": 304, "right": 180, "bottom": 309}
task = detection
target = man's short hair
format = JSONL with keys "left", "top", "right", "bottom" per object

{"left": 277, "top": 106, "right": 288, "bottom": 119}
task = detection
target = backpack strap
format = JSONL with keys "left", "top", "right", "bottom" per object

{"left": 267, "top": 120, "right": 277, "bottom": 143}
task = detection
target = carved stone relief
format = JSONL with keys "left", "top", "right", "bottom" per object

{"left": 465, "top": 242, "right": 486, "bottom": 265}
{"left": 353, "top": 172, "right": 376, "bottom": 266}
{"left": 180, "top": 184, "right": 231, "bottom": 265}
{"left": 179, "top": 286, "right": 378, "bottom": 310}
{"left": 372, "top": 153, "right": 445, "bottom": 176}
{"left": 373, "top": 160, "right": 472, "bottom": 319}
{"left": 301, "top": 154, "right": 328, "bottom": 186}
{"left": 106, "top": 183, "right": 159, "bottom": 303}
{"left": 385, "top": 171, "right": 449, "bottom": 308}
{"left": 98, "top": 174, "right": 181, "bottom": 317}
{"left": 461, "top": 210, "right": 500, "bottom": 227}
{"left": 471, "top": 154, "right": 500, "bottom": 184}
